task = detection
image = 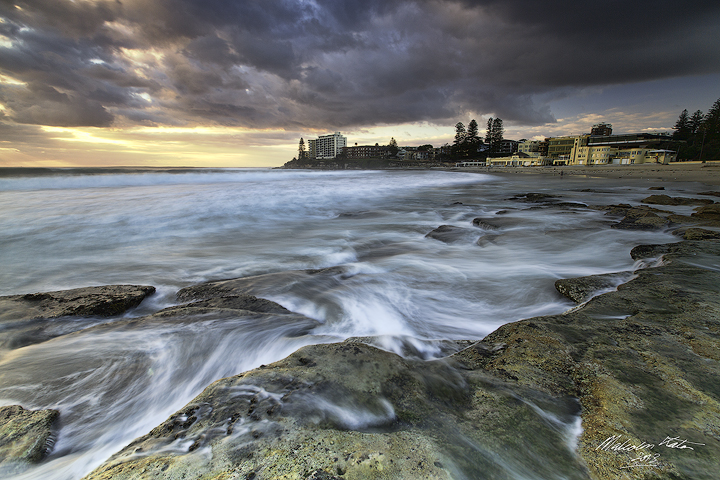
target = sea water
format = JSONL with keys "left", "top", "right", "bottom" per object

{"left": 0, "top": 168, "right": 690, "bottom": 479}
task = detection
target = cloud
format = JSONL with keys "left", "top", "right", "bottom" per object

{"left": 0, "top": 0, "right": 718, "bottom": 133}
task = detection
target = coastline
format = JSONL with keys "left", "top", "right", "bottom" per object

{"left": 75, "top": 236, "right": 720, "bottom": 480}
{"left": 1, "top": 173, "right": 719, "bottom": 480}
{"left": 446, "top": 161, "right": 720, "bottom": 186}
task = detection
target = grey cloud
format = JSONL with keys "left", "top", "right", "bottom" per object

{"left": 5, "top": 82, "right": 113, "bottom": 127}
{"left": 0, "top": 0, "right": 719, "bottom": 131}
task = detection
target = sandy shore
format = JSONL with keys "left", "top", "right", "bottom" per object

{"left": 447, "top": 161, "right": 720, "bottom": 186}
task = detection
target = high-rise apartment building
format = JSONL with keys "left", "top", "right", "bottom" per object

{"left": 313, "top": 132, "right": 347, "bottom": 159}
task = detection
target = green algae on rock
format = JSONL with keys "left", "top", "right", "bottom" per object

{"left": 0, "top": 405, "right": 58, "bottom": 476}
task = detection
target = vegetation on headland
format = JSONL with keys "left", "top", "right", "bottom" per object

{"left": 283, "top": 118, "right": 505, "bottom": 169}
{"left": 673, "top": 97, "right": 720, "bottom": 161}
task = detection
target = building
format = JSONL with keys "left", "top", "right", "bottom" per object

{"left": 313, "top": 132, "right": 347, "bottom": 159}
{"left": 487, "top": 152, "right": 552, "bottom": 166}
{"left": 342, "top": 144, "right": 391, "bottom": 159}
{"left": 518, "top": 140, "right": 541, "bottom": 156}
{"left": 307, "top": 139, "right": 317, "bottom": 159}
{"left": 547, "top": 136, "right": 577, "bottom": 161}
{"left": 590, "top": 123, "right": 613, "bottom": 136}
{"left": 568, "top": 132, "right": 678, "bottom": 165}
{"left": 496, "top": 140, "right": 519, "bottom": 156}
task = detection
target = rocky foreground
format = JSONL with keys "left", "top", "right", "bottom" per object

{"left": 2, "top": 194, "right": 720, "bottom": 479}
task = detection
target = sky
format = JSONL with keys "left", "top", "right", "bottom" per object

{"left": 1, "top": 0, "right": 719, "bottom": 168}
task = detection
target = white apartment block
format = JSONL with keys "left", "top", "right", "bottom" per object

{"left": 314, "top": 132, "right": 347, "bottom": 159}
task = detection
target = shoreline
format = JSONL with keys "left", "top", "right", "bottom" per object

{"left": 2, "top": 174, "right": 719, "bottom": 480}
{"left": 445, "top": 161, "right": 720, "bottom": 186}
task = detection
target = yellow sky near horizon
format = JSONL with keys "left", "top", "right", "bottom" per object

{"left": 0, "top": 111, "right": 678, "bottom": 168}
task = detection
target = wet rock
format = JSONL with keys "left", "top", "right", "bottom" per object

{"left": 672, "top": 227, "right": 720, "bottom": 240}
{"left": 698, "top": 191, "right": 720, "bottom": 197}
{"left": 596, "top": 204, "right": 674, "bottom": 230}
{"left": 475, "top": 233, "right": 501, "bottom": 247}
{"left": 471, "top": 217, "right": 499, "bottom": 230}
{"left": 177, "top": 267, "right": 349, "bottom": 305}
{"left": 641, "top": 194, "right": 714, "bottom": 206}
{"left": 508, "top": 192, "right": 559, "bottom": 203}
{"left": 165, "top": 295, "right": 292, "bottom": 315}
{"left": 611, "top": 211, "right": 669, "bottom": 230}
{"left": 0, "top": 285, "right": 156, "bottom": 350}
{"left": 692, "top": 203, "right": 720, "bottom": 222}
{"left": 0, "top": 285, "right": 155, "bottom": 322}
{"left": 424, "top": 225, "right": 475, "bottom": 243}
{"left": 82, "top": 346, "right": 586, "bottom": 480}
{"left": 630, "top": 239, "right": 720, "bottom": 260}
{"left": 555, "top": 272, "right": 633, "bottom": 303}
{"left": 648, "top": 186, "right": 665, "bottom": 190}
{"left": 0, "top": 405, "right": 58, "bottom": 475}
{"left": 471, "top": 240, "right": 720, "bottom": 479}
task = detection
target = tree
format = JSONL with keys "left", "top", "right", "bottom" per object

{"left": 689, "top": 110, "right": 704, "bottom": 135}
{"left": 491, "top": 118, "right": 504, "bottom": 155}
{"left": 453, "top": 122, "right": 466, "bottom": 146}
{"left": 701, "top": 98, "right": 720, "bottom": 161}
{"left": 388, "top": 137, "right": 399, "bottom": 157}
{"left": 418, "top": 144, "right": 433, "bottom": 151}
{"left": 485, "top": 118, "right": 493, "bottom": 146}
{"left": 673, "top": 109, "right": 691, "bottom": 141}
{"left": 298, "top": 137, "right": 306, "bottom": 160}
{"left": 466, "top": 119, "right": 479, "bottom": 144}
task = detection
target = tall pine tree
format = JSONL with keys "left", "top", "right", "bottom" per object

{"left": 673, "top": 109, "right": 691, "bottom": 141}
{"left": 466, "top": 119, "right": 479, "bottom": 144}
{"left": 298, "top": 137, "right": 306, "bottom": 160}
{"left": 689, "top": 110, "right": 704, "bottom": 135}
{"left": 454, "top": 122, "right": 466, "bottom": 146}
{"left": 701, "top": 98, "right": 720, "bottom": 161}
{"left": 491, "top": 118, "right": 504, "bottom": 155}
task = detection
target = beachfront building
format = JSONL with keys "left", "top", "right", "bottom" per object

{"left": 518, "top": 140, "right": 542, "bottom": 156}
{"left": 496, "top": 140, "right": 519, "bottom": 156}
{"left": 312, "top": 132, "right": 347, "bottom": 159}
{"left": 547, "top": 136, "right": 577, "bottom": 163}
{"left": 488, "top": 152, "right": 552, "bottom": 166}
{"left": 342, "top": 144, "right": 391, "bottom": 159}
{"left": 569, "top": 132, "right": 677, "bottom": 165}
{"left": 307, "top": 139, "right": 317, "bottom": 159}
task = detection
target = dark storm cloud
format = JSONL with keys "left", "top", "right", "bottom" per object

{"left": 1, "top": 0, "right": 719, "bottom": 130}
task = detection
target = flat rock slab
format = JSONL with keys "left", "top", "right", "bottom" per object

{"left": 0, "top": 285, "right": 156, "bottom": 323}
{"left": 555, "top": 272, "right": 634, "bottom": 303}
{"left": 0, "top": 405, "right": 58, "bottom": 476}
{"left": 0, "top": 285, "right": 156, "bottom": 350}
{"left": 176, "top": 267, "right": 348, "bottom": 305}
{"left": 641, "top": 194, "right": 714, "bottom": 206}
{"left": 471, "top": 217, "right": 499, "bottom": 230}
{"left": 692, "top": 203, "right": 720, "bottom": 222}
{"left": 672, "top": 227, "right": 720, "bottom": 240}
{"left": 424, "top": 225, "right": 476, "bottom": 243}
{"left": 508, "top": 192, "right": 560, "bottom": 203}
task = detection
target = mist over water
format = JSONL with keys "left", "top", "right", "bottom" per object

{"left": 0, "top": 168, "right": 684, "bottom": 479}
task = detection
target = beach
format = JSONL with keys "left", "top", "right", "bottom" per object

{"left": 451, "top": 161, "right": 720, "bottom": 186}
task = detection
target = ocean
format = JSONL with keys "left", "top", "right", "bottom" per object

{"left": 0, "top": 168, "right": 686, "bottom": 479}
